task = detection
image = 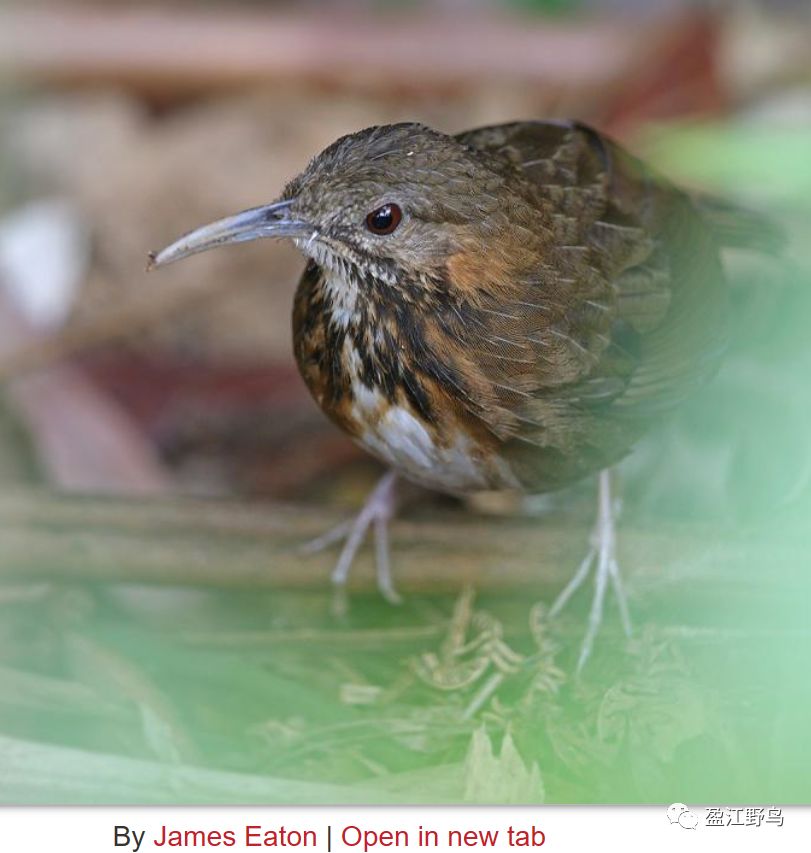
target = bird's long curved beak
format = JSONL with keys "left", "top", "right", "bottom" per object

{"left": 147, "top": 199, "right": 312, "bottom": 270}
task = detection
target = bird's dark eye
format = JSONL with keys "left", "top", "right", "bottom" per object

{"left": 365, "top": 203, "right": 402, "bottom": 235}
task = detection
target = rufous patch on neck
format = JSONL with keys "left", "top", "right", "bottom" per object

{"left": 446, "top": 237, "right": 540, "bottom": 303}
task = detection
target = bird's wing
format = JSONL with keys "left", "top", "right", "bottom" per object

{"left": 455, "top": 121, "right": 728, "bottom": 479}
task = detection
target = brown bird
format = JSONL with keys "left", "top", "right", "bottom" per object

{"left": 149, "top": 120, "right": 780, "bottom": 668}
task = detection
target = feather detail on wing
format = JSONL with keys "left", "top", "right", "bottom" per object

{"left": 456, "top": 120, "right": 730, "bottom": 484}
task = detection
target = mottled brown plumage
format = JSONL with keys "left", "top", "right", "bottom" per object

{"left": 149, "top": 119, "right": 778, "bottom": 665}
{"left": 288, "top": 120, "right": 730, "bottom": 494}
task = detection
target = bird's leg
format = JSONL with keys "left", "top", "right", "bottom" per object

{"left": 549, "top": 468, "right": 632, "bottom": 672}
{"left": 300, "top": 470, "right": 401, "bottom": 605}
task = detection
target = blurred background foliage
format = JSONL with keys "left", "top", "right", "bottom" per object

{"left": 0, "top": 0, "right": 809, "bottom": 804}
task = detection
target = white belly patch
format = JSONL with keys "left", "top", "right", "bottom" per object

{"left": 345, "top": 346, "right": 516, "bottom": 493}
{"left": 360, "top": 404, "right": 491, "bottom": 493}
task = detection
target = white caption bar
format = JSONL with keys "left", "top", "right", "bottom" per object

{"left": 0, "top": 806, "right": 807, "bottom": 853}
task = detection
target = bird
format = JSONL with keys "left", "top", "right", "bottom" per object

{"left": 149, "top": 120, "right": 781, "bottom": 669}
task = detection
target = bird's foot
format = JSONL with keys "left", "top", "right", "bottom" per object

{"left": 300, "top": 470, "right": 401, "bottom": 609}
{"left": 549, "top": 469, "right": 632, "bottom": 672}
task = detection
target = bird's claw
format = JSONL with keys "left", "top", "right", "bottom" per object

{"left": 549, "top": 469, "right": 632, "bottom": 672}
{"left": 300, "top": 471, "right": 400, "bottom": 610}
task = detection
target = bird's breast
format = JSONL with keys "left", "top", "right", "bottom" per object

{"left": 292, "top": 263, "right": 519, "bottom": 494}
{"left": 340, "top": 340, "right": 518, "bottom": 494}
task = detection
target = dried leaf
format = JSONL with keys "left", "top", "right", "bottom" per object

{"left": 463, "top": 728, "right": 544, "bottom": 804}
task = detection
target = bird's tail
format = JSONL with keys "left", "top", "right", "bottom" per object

{"left": 694, "top": 193, "right": 787, "bottom": 255}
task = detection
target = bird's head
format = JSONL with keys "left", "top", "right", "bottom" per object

{"left": 148, "top": 123, "right": 539, "bottom": 297}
